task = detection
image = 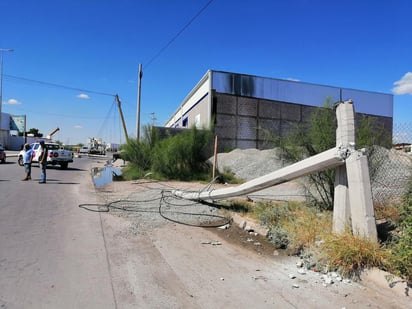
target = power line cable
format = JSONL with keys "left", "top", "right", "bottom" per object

{"left": 4, "top": 74, "right": 115, "bottom": 97}
{"left": 143, "top": 0, "right": 215, "bottom": 70}
{"left": 3, "top": 2, "right": 215, "bottom": 96}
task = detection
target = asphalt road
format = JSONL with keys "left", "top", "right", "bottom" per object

{"left": 0, "top": 155, "right": 410, "bottom": 309}
{"left": 0, "top": 156, "right": 117, "bottom": 308}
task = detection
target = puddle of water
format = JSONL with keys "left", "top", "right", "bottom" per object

{"left": 91, "top": 164, "right": 122, "bottom": 187}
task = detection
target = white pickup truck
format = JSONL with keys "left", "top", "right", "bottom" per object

{"left": 18, "top": 142, "right": 74, "bottom": 169}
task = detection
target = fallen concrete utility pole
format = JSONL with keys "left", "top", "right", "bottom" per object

{"left": 333, "top": 100, "right": 377, "bottom": 241}
{"left": 172, "top": 100, "right": 378, "bottom": 241}
{"left": 173, "top": 147, "right": 345, "bottom": 200}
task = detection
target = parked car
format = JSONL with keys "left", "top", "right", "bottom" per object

{"left": 79, "top": 146, "right": 89, "bottom": 154}
{"left": 0, "top": 143, "right": 6, "bottom": 163}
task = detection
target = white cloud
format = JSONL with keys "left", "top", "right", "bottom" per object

{"left": 74, "top": 125, "right": 83, "bottom": 129}
{"left": 286, "top": 77, "right": 300, "bottom": 82}
{"left": 392, "top": 72, "right": 412, "bottom": 95}
{"left": 77, "top": 93, "right": 90, "bottom": 99}
{"left": 4, "top": 98, "right": 21, "bottom": 105}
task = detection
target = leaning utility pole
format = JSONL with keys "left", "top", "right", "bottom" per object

{"left": 115, "top": 94, "right": 129, "bottom": 142}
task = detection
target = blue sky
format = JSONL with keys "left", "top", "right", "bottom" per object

{"left": 1, "top": 0, "right": 411, "bottom": 145}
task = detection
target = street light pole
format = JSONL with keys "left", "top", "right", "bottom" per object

{"left": 0, "top": 48, "right": 14, "bottom": 141}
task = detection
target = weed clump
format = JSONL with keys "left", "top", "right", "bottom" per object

{"left": 387, "top": 176, "right": 412, "bottom": 284}
{"left": 316, "top": 231, "right": 390, "bottom": 280}
{"left": 253, "top": 201, "right": 331, "bottom": 254}
{"left": 247, "top": 199, "right": 409, "bottom": 281}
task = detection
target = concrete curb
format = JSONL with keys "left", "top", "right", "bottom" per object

{"left": 232, "top": 213, "right": 269, "bottom": 237}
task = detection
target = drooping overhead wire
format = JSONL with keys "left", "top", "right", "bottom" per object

{"left": 96, "top": 97, "right": 121, "bottom": 143}
{"left": 4, "top": 74, "right": 115, "bottom": 97}
{"left": 143, "top": 0, "right": 215, "bottom": 70}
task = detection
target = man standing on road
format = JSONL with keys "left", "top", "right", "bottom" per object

{"left": 22, "top": 143, "right": 33, "bottom": 181}
{"left": 38, "top": 140, "right": 48, "bottom": 184}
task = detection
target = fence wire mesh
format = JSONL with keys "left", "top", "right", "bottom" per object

{"left": 369, "top": 123, "right": 412, "bottom": 206}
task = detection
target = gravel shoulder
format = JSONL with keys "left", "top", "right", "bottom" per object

{"left": 90, "top": 167, "right": 410, "bottom": 308}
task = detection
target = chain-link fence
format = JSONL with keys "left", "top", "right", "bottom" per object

{"left": 369, "top": 123, "right": 412, "bottom": 206}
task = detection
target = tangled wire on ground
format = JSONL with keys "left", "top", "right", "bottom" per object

{"left": 78, "top": 180, "right": 231, "bottom": 228}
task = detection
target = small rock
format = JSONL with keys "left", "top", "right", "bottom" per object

{"left": 244, "top": 225, "right": 254, "bottom": 232}
{"left": 238, "top": 220, "right": 246, "bottom": 229}
{"left": 297, "top": 268, "right": 306, "bottom": 275}
{"left": 201, "top": 240, "right": 222, "bottom": 246}
{"left": 296, "top": 260, "right": 304, "bottom": 268}
{"left": 315, "top": 240, "right": 324, "bottom": 247}
{"left": 217, "top": 224, "right": 230, "bottom": 230}
{"left": 288, "top": 274, "right": 296, "bottom": 279}
{"left": 292, "top": 284, "right": 299, "bottom": 288}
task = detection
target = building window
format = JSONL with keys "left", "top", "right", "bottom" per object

{"left": 182, "top": 117, "right": 188, "bottom": 127}
{"left": 195, "top": 114, "right": 201, "bottom": 128}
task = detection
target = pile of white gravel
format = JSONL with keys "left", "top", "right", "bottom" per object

{"left": 209, "top": 148, "right": 307, "bottom": 201}
{"left": 211, "top": 148, "right": 286, "bottom": 181}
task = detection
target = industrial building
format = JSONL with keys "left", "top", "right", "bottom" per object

{"left": 165, "top": 70, "right": 393, "bottom": 152}
{"left": 0, "top": 113, "right": 42, "bottom": 150}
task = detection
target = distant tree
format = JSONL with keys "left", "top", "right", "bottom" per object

{"left": 18, "top": 128, "right": 43, "bottom": 137}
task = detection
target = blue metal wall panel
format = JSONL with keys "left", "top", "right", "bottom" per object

{"left": 211, "top": 71, "right": 393, "bottom": 118}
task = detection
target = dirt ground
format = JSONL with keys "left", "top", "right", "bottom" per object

{"left": 92, "top": 176, "right": 411, "bottom": 309}
{"left": 209, "top": 222, "right": 280, "bottom": 257}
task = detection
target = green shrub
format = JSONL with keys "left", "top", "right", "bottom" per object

{"left": 120, "top": 163, "right": 148, "bottom": 180}
{"left": 268, "top": 226, "right": 289, "bottom": 249}
{"left": 253, "top": 201, "right": 331, "bottom": 253}
{"left": 278, "top": 99, "right": 336, "bottom": 210}
{"left": 388, "top": 176, "right": 412, "bottom": 283}
{"left": 121, "top": 126, "right": 159, "bottom": 171}
{"left": 120, "top": 125, "right": 213, "bottom": 181}
{"left": 151, "top": 126, "right": 212, "bottom": 181}
{"left": 254, "top": 201, "right": 290, "bottom": 227}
